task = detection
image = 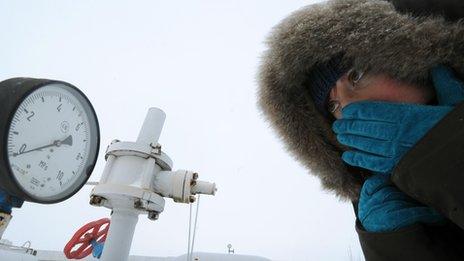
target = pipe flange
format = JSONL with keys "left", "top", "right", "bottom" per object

{"left": 105, "top": 141, "right": 173, "bottom": 170}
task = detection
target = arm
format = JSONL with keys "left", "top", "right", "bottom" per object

{"left": 352, "top": 180, "right": 464, "bottom": 261}
{"left": 392, "top": 102, "right": 464, "bottom": 229}
{"left": 352, "top": 174, "right": 458, "bottom": 261}
{"left": 355, "top": 215, "right": 464, "bottom": 261}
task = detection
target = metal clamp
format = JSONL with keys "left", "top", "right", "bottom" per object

{"left": 105, "top": 141, "right": 173, "bottom": 171}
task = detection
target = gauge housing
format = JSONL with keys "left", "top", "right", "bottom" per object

{"left": 0, "top": 78, "right": 100, "bottom": 203}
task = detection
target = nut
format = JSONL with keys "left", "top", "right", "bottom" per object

{"left": 134, "top": 199, "right": 146, "bottom": 209}
{"left": 150, "top": 143, "right": 162, "bottom": 155}
{"left": 148, "top": 211, "right": 160, "bottom": 221}
{"left": 89, "top": 196, "right": 105, "bottom": 206}
{"left": 189, "top": 196, "right": 196, "bottom": 203}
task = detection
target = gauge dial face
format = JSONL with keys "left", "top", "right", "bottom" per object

{"left": 6, "top": 83, "right": 99, "bottom": 202}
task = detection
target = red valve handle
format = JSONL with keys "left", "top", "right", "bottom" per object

{"left": 64, "top": 218, "right": 110, "bottom": 259}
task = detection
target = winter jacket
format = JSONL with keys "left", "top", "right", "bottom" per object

{"left": 356, "top": 102, "right": 464, "bottom": 260}
{"left": 257, "top": 0, "right": 464, "bottom": 260}
{"left": 388, "top": 0, "right": 464, "bottom": 22}
{"left": 357, "top": 1, "right": 464, "bottom": 260}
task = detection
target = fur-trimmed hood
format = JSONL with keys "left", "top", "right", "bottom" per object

{"left": 257, "top": 0, "right": 464, "bottom": 201}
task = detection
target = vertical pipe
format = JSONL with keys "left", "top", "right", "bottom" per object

{"left": 136, "top": 108, "right": 166, "bottom": 145}
{"left": 101, "top": 208, "right": 139, "bottom": 261}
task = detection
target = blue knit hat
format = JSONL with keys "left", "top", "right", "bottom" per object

{"left": 307, "top": 54, "right": 348, "bottom": 117}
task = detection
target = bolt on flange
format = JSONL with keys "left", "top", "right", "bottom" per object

{"left": 189, "top": 196, "right": 196, "bottom": 203}
{"left": 89, "top": 196, "right": 106, "bottom": 206}
{"left": 148, "top": 211, "right": 160, "bottom": 221}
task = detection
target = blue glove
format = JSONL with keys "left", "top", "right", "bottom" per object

{"left": 358, "top": 174, "right": 445, "bottom": 232}
{"left": 332, "top": 101, "right": 452, "bottom": 173}
{"left": 333, "top": 66, "right": 464, "bottom": 173}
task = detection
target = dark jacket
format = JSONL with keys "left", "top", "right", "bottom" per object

{"left": 356, "top": 1, "right": 464, "bottom": 260}
{"left": 257, "top": 0, "right": 464, "bottom": 260}
{"left": 356, "top": 102, "right": 464, "bottom": 260}
{"left": 389, "top": 0, "right": 464, "bottom": 22}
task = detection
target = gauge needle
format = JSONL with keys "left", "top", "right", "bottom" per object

{"left": 13, "top": 135, "right": 73, "bottom": 156}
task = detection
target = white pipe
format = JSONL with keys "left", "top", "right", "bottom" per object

{"left": 101, "top": 208, "right": 139, "bottom": 261}
{"left": 153, "top": 170, "right": 187, "bottom": 200}
{"left": 136, "top": 107, "right": 166, "bottom": 145}
{"left": 191, "top": 181, "right": 217, "bottom": 195}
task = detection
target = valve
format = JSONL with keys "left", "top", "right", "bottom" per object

{"left": 63, "top": 218, "right": 110, "bottom": 259}
{"left": 88, "top": 108, "right": 217, "bottom": 261}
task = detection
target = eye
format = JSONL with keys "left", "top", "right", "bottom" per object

{"left": 347, "top": 69, "right": 364, "bottom": 85}
{"left": 327, "top": 100, "right": 341, "bottom": 114}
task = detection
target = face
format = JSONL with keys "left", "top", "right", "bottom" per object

{"left": 328, "top": 72, "right": 434, "bottom": 119}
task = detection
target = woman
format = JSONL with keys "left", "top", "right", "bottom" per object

{"left": 257, "top": 0, "right": 464, "bottom": 260}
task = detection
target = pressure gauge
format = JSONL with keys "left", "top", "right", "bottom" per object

{"left": 0, "top": 78, "right": 99, "bottom": 204}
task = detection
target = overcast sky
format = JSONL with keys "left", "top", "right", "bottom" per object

{"left": 0, "top": 1, "right": 364, "bottom": 260}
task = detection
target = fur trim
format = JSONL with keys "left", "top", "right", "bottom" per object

{"left": 257, "top": 0, "right": 464, "bottom": 201}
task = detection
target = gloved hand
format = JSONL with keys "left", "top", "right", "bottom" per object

{"left": 332, "top": 66, "right": 464, "bottom": 173}
{"left": 358, "top": 174, "right": 445, "bottom": 232}
{"left": 332, "top": 102, "right": 452, "bottom": 173}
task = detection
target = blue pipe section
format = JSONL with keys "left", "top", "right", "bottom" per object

{"left": 90, "top": 239, "right": 104, "bottom": 259}
{"left": 0, "top": 188, "right": 24, "bottom": 214}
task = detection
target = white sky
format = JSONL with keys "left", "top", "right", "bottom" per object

{"left": 0, "top": 1, "right": 364, "bottom": 260}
